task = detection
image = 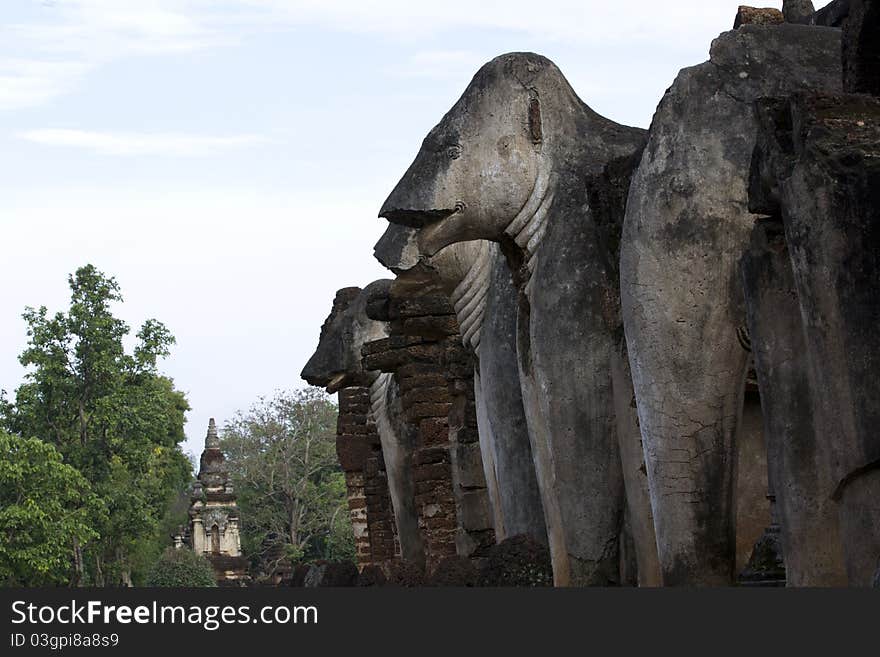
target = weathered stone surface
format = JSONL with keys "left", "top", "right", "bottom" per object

{"left": 379, "top": 51, "right": 659, "bottom": 587}
{"left": 185, "top": 420, "right": 250, "bottom": 586}
{"left": 620, "top": 24, "right": 842, "bottom": 585}
{"left": 783, "top": 0, "right": 816, "bottom": 23}
{"left": 843, "top": 0, "right": 880, "bottom": 94}
{"left": 302, "top": 282, "right": 424, "bottom": 569}
{"left": 740, "top": 214, "right": 847, "bottom": 586}
{"left": 734, "top": 6, "right": 785, "bottom": 28}
{"left": 590, "top": 151, "right": 663, "bottom": 587}
{"left": 735, "top": 393, "right": 771, "bottom": 575}
{"left": 362, "top": 273, "right": 497, "bottom": 572}
{"left": 302, "top": 283, "right": 391, "bottom": 392}
{"left": 751, "top": 91, "right": 880, "bottom": 585}
{"left": 427, "top": 556, "right": 479, "bottom": 586}
{"left": 811, "top": 0, "right": 851, "bottom": 26}
{"left": 376, "top": 223, "right": 548, "bottom": 548}
{"left": 737, "top": 525, "right": 786, "bottom": 586}
{"left": 476, "top": 247, "right": 548, "bottom": 545}
{"left": 368, "top": 373, "right": 424, "bottom": 566}
{"left": 478, "top": 535, "right": 553, "bottom": 587}
{"left": 335, "top": 434, "right": 368, "bottom": 472}
{"left": 391, "top": 297, "right": 455, "bottom": 319}
{"left": 337, "top": 387, "right": 400, "bottom": 567}
{"left": 385, "top": 560, "right": 426, "bottom": 586}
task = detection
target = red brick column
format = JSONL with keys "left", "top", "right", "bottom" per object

{"left": 337, "top": 386, "right": 399, "bottom": 569}
{"left": 362, "top": 285, "right": 495, "bottom": 573}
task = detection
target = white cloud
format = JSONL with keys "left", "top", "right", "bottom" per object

{"left": 0, "top": 1, "right": 231, "bottom": 110}
{"left": 387, "top": 50, "right": 487, "bottom": 81}
{"left": 0, "top": 58, "right": 90, "bottom": 110}
{"left": 0, "top": 0, "right": 773, "bottom": 111}
{"left": 17, "top": 128, "right": 267, "bottom": 156}
{"left": 237, "top": 0, "right": 740, "bottom": 45}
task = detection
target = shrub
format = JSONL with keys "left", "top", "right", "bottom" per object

{"left": 145, "top": 548, "right": 217, "bottom": 587}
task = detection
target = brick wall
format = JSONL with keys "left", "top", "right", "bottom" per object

{"left": 336, "top": 386, "right": 399, "bottom": 569}
{"left": 362, "top": 278, "right": 495, "bottom": 573}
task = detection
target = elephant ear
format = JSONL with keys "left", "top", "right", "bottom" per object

{"left": 528, "top": 92, "right": 543, "bottom": 145}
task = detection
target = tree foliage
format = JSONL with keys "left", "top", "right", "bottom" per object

{"left": 220, "top": 388, "right": 354, "bottom": 577}
{"left": 0, "top": 430, "right": 103, "bottom": 585}
{"left": 145, "top": 547, "right": 217, "bottom": 587}
{"left": 1, "top": 265, "right": 191, "bottom": 586}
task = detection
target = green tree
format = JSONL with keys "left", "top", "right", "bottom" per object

{"left": 220, "top": 388, "right": 353, "bottom": 577}
{"left": 1, "top": 265, "right": 191, "bottom": 586}
{"left": 0, "top": 430, "right": 103, "bottom": 585}
{"left": 145, "top": 548, "right": 217, "bottom": 587}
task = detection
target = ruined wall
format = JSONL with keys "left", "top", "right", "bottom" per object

{"left": 336, "top": 386, "right": 399, "bottom": 569}
{"left": 362, "top": 280, "right": 495, "bottom": 573}
{"left": 302, "top": 2, "right": 880, "bottom": 587}
{"left": 742, "top": 0, "right": 880, "bottom": 583}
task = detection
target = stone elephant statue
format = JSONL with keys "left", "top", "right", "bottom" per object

{"left": 374, "top": 223, "right": 548, "bottom": 546}
{"left": 741, "top": 0, "right": 880, "bottom": 585}
{"left": 619, "top": 23, "right": 842, "bottom": 584}
{"left": 301, "top": 281, "right": 425, "bottom": 567}
{"left": 378, "top": 52, "right": 660, "bottom": 586}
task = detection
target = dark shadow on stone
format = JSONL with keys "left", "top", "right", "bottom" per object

{"left": 738, "top": 527, "right": 787, "bottom": 587}
{"left": 811, "top": 0, "right": 850, "bottom": 27}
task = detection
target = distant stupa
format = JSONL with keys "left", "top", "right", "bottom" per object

{"left": 185, "top": 418, "right": 250, "bottom": 585}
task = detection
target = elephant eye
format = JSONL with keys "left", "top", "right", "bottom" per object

{"left": 446, "top": 144, "right": 462, "bottom": 160}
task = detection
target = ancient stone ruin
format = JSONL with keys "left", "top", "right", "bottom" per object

{"left": 177, "top": 419, "right": 250, "bottom": 585}
{"left": 302, "top": 0, "right": 880, "bottom": 586}
{"left": 361, "top": 266, "right": 497, "bottom": 572}
{"left": 742, "top": 0, "right": 880, "bottom": 586}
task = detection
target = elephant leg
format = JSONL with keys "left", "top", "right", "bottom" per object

{"left": 521, "top": 215, "right": 626, "bottom": 586}
{"left": 372, "top": 375, "right": 425, "bottom": 567}
{"left": 782, "top": 122, "right": 880, "bottom": 584}
{"left": 621, "top": 241, "right": 750, "bottom": 585}
{"left": 740, "top": 218, "right": 847, "bottom": 586}
{"left": 836, "top": 473, "right": 880, "bottom": 586}
{"left": 522, "top": 307, "right": 625, "bottom": 586}
{"left": 516, "top": 372, "right": 573, "bottom": 585}
{"left": 610, "top": 348, "right": 662, "bottom": 586}
{"left": 479, "top": 256, "right": 548, "bottom": 544}
{"left": 473, "top": 371, "right": 506, "bottom": 540}
{"left": 518, "top": 358, "right": 624, "bottom": 586}
{"left": 735, "top": 393, "right": 771, "bottom": 575}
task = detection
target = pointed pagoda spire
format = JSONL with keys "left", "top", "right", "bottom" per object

{"left": 205, "top": 418, "right": 219, "bottom": 449}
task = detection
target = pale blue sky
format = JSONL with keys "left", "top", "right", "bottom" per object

{"left": 0, "top": 0, "right": 808, "bottom": 459}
